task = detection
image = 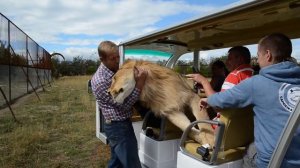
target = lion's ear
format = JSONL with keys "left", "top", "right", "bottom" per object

{"left": 124, "top": 59, "right": 131, "bottom": 63}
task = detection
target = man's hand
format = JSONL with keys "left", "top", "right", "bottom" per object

{"left": 186, "top": 74, "right": 215, "bottom": 97}
{"left": 134, "top": 66, "right": 148, "bottom": 90}
{"left": 199, "top": 98, "right": 209, "bottom": 110}
{"left": 185, "top": 74, "right": 207, "bottom": 84}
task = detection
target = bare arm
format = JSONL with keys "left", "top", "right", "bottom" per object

{"left": 186, "top": 74, "right": 216, "bottom": 97}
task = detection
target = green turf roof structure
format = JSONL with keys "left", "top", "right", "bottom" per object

{"left": 125, "top": 49, "right": 171, "bottom": 58}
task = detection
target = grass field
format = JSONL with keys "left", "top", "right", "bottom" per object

{"left": 0, "top": 76, "right": 110, "bottom": 168}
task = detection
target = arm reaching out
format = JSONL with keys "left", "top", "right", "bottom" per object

{"left": 186, "top": 74, "right": 216, "bottom": 97}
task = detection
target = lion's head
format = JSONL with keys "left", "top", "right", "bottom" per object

{"left": 108, "top": 66, "right": 136, "bottom": 104}
{"left": 108, "top": 60, "right": 195, "bottom": 110}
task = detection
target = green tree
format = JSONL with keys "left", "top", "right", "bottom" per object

{"left": 51, "top": 56, "right": 98, "bottom": 77}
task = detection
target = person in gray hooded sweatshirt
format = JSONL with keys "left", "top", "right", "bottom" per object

{"left": 200, "top": 33, "right": 300, "bottom": 168}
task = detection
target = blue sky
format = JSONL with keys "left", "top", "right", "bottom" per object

{"left": 1, "top": 0, "right": 299, "bottom": 61}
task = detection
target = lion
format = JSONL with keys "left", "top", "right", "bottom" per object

{"left": 108, "top": 60, "right": 215, "bottom": 146}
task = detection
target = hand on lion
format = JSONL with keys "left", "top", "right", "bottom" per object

{"left": 134, "top": 66, "right": 148, "bottom": 91}
{"left": 186, "top": 74, "right": 216, "bottom": 97}
{"left": 199, "top": 98, "right": 209, "bottom": 110}
{"left": 185, "top": 73, "right": 207, "bottom": 85}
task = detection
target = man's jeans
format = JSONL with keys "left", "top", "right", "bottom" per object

{"left": 104, "top": 119, "right": 142, "bottom": 168}
{"left": 243, "top": 142, "right": 257, "bottom": 168}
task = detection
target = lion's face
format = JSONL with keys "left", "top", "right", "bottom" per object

{"left": 108, "top": 68, "right": 136, "bottom": 104}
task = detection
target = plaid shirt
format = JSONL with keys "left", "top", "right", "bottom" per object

{"left": 91, "top": 63, "right": 140, "bottom": 121}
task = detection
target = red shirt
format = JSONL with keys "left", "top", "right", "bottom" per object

{"left": 221, "top": 64, "right": 254, "bottom": 91}
{"left": 212, "top": 64, "right": 253, "bottom": 130}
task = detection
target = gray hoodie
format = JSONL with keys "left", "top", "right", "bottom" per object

{"left": 208, "top": 61, "right": 300, "bottom": 168}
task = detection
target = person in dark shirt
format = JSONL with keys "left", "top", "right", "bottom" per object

{"left": 210, "top": 60, "right": 228, "bottom": 92}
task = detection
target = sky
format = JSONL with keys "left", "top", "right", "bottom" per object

{"left": 1, "top": 0, "right": 299, "bottom": 62}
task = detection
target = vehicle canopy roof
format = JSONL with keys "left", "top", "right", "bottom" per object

{"left": 119, "top": 0, "right": 300, "bottom": 56}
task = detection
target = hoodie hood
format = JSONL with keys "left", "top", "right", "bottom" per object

{"left": 260, "top": 61, "right": 300, "bottom": 84}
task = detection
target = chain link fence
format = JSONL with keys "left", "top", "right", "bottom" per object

{"left": 0, "top": 13, "right": 52, "bottom": 108}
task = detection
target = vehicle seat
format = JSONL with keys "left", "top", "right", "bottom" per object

{"left": 133, "top": 102, "right": 183, "bottom": 140}
{"left": 181, "top": 106, "right": 254, "bottom": 164}
{"left": 143, "top": 111, "right": 183, "bottom": 140}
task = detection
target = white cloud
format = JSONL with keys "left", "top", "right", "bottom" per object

{"left": 4, "top": 0, "right": 299, "bottom": 62}
{"left": 0, "top": 0, "right": 216, "bottom": 45}
{"left": 55, "top": 38, "right": 100, "bottom": 46}
{"left": 292, "top": 39, "right": 300, "bottom": 62}
{"left": 58, "top": 47, "right": 97, "bottom": 61}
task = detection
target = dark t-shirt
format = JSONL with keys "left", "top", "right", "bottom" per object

{"left": 211, "top": 75, "right": 226, "bottom": 92}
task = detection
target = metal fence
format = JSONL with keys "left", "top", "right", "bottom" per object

{"left": 0, "top": 13, "right": 52, "bottom": 108}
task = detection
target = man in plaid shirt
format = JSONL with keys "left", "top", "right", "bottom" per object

{"left": 91, "top": 41, "right": 147, "bottom": 168}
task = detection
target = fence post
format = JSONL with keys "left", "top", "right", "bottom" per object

{"left": 0, "top": 86, "right": 19, "bottom": 123}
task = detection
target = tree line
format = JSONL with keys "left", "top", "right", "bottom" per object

{"left": 52, "top": 55, "right": 287, "bottom": 78}
{"left": 51, "top": 56, "right": 100, "bottom": 78}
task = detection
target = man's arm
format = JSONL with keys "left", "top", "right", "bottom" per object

{"left": 207, "top": 78, "right": 253, "bottom": 109}
{"left": 92, "top": 81, "right": 114, "bottom": 106}
{"left": 186, "top": 74, "right": 216, "bottom": 96}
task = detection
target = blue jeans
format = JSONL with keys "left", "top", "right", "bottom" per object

{"left": 104, "top": 119, "right": 141, "bottom": 168}
{"left": 243, "top": 142, "right": 257, "bottom": 168}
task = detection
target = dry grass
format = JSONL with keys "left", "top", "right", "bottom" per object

{"left": 0, "top": 76, "right": 110, "bottom": 168}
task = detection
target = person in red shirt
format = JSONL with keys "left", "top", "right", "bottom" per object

{"left": 221, "top": 46, "right": 254, "bottom": 91}
{"left": 187, "top": 46, "right": 254, "bottom": 97}
{"left": 186, "top": 46, "right": 254, "bottom": 129}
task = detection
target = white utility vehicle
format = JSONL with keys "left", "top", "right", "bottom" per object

{"left": 96, "top": 0, "right": 300, "bottom": 167}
